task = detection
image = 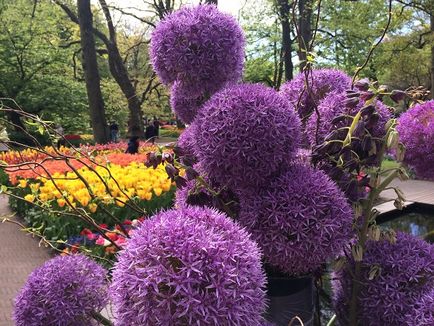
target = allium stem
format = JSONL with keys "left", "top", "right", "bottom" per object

{"left": 90, "top": 311, "right": 113, "bottom": 326}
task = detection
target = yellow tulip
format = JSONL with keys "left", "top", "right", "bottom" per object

{"left": 18, "top": 180, "right": 27, "bottom": 188}
{"left": 88, "top": 203, "right": 97, "bottom": 213}
{"left": 57, "top": 198, "right": 66, "bottom": 207}
{"left": 154, "top": 187, "right": 163, "bottom": 197}
{"left": 24, "top": 194, "right": 35, "bottom": 202}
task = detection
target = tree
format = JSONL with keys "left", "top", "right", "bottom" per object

{"left": 276, "top": 0, "right": 294, "bottom": 82}
{"left": 0, "top": 0, "right": 88, "bottom": 131}
{"left": 77, "top": 0, "right": 108, "bottom": 143}
{"left": 54, "top": 0, "right": 177, "bottom": 136}
{"left": 297, "top": 0, "right": 313, "bottom": 71}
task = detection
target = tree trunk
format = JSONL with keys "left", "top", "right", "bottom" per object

{"left": 77, "top": 0, "right": 108, "bottom": 144}
{"left": 277, "top": 0, "right": 294, "bottom": 82}
{"left": 105, "top": 43, "right": 143, "bottom": 137}
{"left": 298, "top": 0, "right": 313, "bottom": 71}
{"left": 431, "top": 13, "right": 434, "bottom": 99}
{"left": 205, "top": 0, "right": 218, "bottom": 4}
{"left": 98, "top": 0, "right": 143, "bottom": 137}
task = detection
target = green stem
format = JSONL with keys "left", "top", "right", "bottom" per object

{"left": 90, "top": 311, "right": 113, "bottom": 326}
{"left": 326, "top": 315, "right": 337, "bottom": 326}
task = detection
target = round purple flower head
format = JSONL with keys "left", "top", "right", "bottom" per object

{"left": 238, "top": 163, "right": 353, "bottom": 276}
{"left": 14, "top": 254, "right": 108, "bottom": 326}
{"left": 111, "top": 206, "right": 267, "bottom": 325}
{"left": 397, "top": 100, "right": 434, "bottom": 180}
{"left": 405, "top": 290, "right": 434, "bottom": 326}
{"left": 194, "top": 83, "right": 301, "bottom": 190}
{"left": 150, "top": 5, "right": 245, "bottom": 97}
{"left": 177, "top": 124, "right": 197, "bottom": 165}
{"left": 306, "top": 91, "right": 391, "bottom": 147}
{"left": 332, "top": 232, "right": 434, "bottom": 326}
{"left": 170, "top": 81, "right": 206, "bottom": 124}
{"left": 280, "top": 69, "right": 351, "bottom": 120}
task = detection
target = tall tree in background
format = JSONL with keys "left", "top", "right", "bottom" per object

{"left": 277, "top": 0, "right": 293, "bottom": 82}
{"left": 77, "top": 0, "right": 108, "bottom": 143}
{"left": 297, "top": 0, "right": 313, "bottom": 71}
{"left": 55, "top": 0, "right": 177, "bottom": 136}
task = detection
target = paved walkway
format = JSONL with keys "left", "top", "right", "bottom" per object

{"left": 376, "top": 179, "right": 434, "bottom": 213}
{"left": 0, "top": 195, "right": 51, "bottom": 326}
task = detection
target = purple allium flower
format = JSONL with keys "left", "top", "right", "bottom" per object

{"left": 194, "top": 83, "right": 301, "bottom": 190}
{"left": 111, "top": 206, "right": 267, "bottom": 325}
{"left": 294, "top": 148, "right": 312, "bottom": 165}
{"left": 306, "top": 92, "right": 391, "bottom": 147}
{"left": 177, "top": 124, "right": 198, "bottom": 166}
{"left": 14, "top": 254, "right": 108, "bottom": 326}
{"left": 150, "top": 5, "right": 245, "bottom": 97}
{"left": 405, "top": 290, "right": 434, "bottom": 326}
{"left": 170, "top": 81, "right": 207, "bottom": 124}
{"left": 397, "top": 100, "right": 434, "bottom": 180}
{"left": 332, "top": 232, "right": 434, "bottom": 326}
{"left": 280, "top": 69, "right": 351, "bottom": 120}
{"left": 238, "top": 163, "right": 353, "bottom": 276}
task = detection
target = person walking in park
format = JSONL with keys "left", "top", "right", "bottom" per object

{"left": 126, "top": 135, "right": 140, "bottom": 154}
{"left": 109, "top": 121, "right": 119, "bottom": 143}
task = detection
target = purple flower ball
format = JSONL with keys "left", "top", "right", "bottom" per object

{"left": 111, "top": 206, "right": 267, "bottom": 325}
{"left": 14, "top": 254, "right": 108, "bottom": 326}
{"left": 194, "top": 83, "right": 301, "bottom": 190}
{"left": 397, "top": 100, "right": 434, "bottom": 180}
{"left": 405, "top": 290, "right": 434, "bottom": 326}
{"left": 177, "top": 125, "right": 198, "bottom": 165}
{"left": 332, "top": 232, "right": 434, "bottom": 326}
{"left": 170, "top": 81, "right": 207, "bottom": 124}
{"left": 238, "top": 163, "right": 353, "bottom": 276}
{"left": 280, "top": 69, "right": 351, "bottom": 120}
{"left": 150, "top": 5, "right": 245, "bottom": 97}
{"left": 306, "top": 92, "right": 391, "bottom": 147}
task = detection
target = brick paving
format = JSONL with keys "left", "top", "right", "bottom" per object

{"left": 0, "top": 195, "right": 51, "bottom": 326}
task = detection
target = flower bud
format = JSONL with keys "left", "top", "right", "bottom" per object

{"left": 390, "top": 90, "right": 406, "bottom": 103}
{"left": 354, "top": 78, "right": 370, "bottom": 91}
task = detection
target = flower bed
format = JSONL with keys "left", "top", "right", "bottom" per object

{"left": 6, "top": 148, "right": 175, "bottom": 246}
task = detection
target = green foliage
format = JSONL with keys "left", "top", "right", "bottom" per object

{"left": 0, "top": 0, "right": 90, "bottom": 133}
{"left": 9, "top": 183, "right": 175, "bottom": 242}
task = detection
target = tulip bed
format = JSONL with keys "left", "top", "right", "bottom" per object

{"left": 3, "top": 146, "right": 176, "bottom": 257}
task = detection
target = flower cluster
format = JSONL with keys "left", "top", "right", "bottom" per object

{"left": 194, "top": 83, "right": 301, "bottom": 189}
{"left": 23, "top": 162, "right": 173, "bottom": 210}
{"left": 14, "top": 254, "right": 108, "bottom": 326}
{"left": 332, "top": 232, "right": 434, "bottom": 326}
{"left": 280, "top": 69, "right": 351, "bottom": 120}
{"left": 306, "top": 91, "right": 391, "bottom": 147}
{"left": 62, "top": 218, "right": 145, "bottom": 256}
{"left": 405, "top": 290, "right": 434, "bottom": 326}
{"left": 111, "top": 206, "right": 267, "bottom": 325}
{"left": 150, "top": 5, "right": 245, "bottom": 98}
{"left": 239, "top": 164, "right": 353, "bottom": 275}
{"left": 397, "top": 100, "right": 434, "bottom": 180}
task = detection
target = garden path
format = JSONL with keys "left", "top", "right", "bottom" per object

{"left": 376, "top": 179, "right": 434, "bottom": 213}
{"left": 0, "top": 195, "right": 51, "bottom": 326}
